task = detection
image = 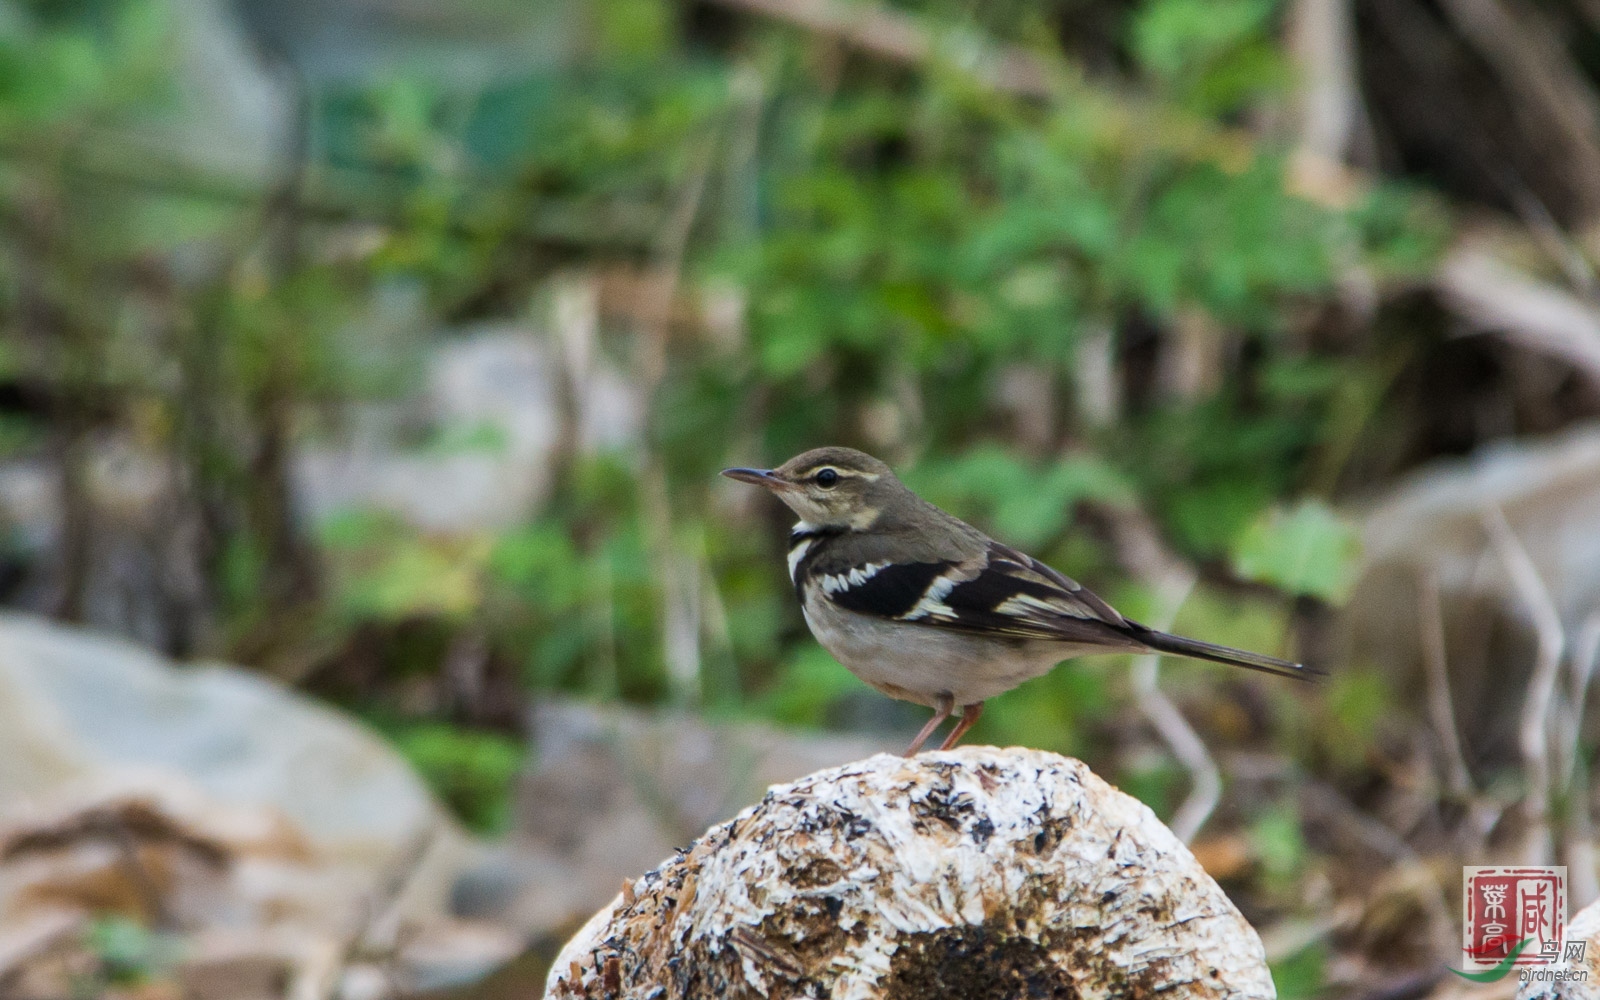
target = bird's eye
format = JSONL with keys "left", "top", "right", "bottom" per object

{"left": 815, "top": 468, "right": 839, "bottom": 489}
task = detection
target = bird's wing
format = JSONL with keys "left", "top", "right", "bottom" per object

{"left": 810, "top": 538, "right": 1314, "bottom": 678}
{"left": 819, "top": 540, "right": 1136, "bottom": 644}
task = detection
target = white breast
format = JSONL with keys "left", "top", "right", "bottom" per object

{"left": 801, "top": 583, "right": 1074, "bottom": 708}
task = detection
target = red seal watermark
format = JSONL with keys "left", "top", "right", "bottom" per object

{"left": 1462, "top": 866, "right": 1566, "bottom": 969}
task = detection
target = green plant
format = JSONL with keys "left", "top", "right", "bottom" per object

{"left": 83, "top": 915, "right": 178, "bottom": 988}
{"left": 384, "top": 721, "right": 524, "bottom": 834}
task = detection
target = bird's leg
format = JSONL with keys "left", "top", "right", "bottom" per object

{"left": 904, "top": 692, "right": 955, "bottom": 756}
{"left": 938, "top": 701, "right": 984, "bottom": 751}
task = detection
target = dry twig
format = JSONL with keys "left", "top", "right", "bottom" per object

{"left": 1417, "top": 568, "right": 1474, "bottom": 799}
{"left": 1438, "top": 245, "right": 1600, "bottom": 387}
{"left": 1561, "top": 613, "right": 1600, "bottom": 792}
{"left": 1562, "top": 613, "right": 1600, "bottom": 908}
{"left": 636, "top": 142, "right": 717, "bottom": 705}
{"left": 1481, "top": 505, "right": 1566, "bottom": 865}
{"left": 1436, "top": 0, "right": 1600, "bottom": 223}
{"left": 1103, "top": 506, "right": 1221, "bottom": 844}
{"left": 1287, "top": 0, "right": 1363, "bottom": 164}
{"left": 702, "top": 0, "right": 1053, "bottom": 97}
{"left": 1131, "top": 569, "right": 1221, "bottom": 845}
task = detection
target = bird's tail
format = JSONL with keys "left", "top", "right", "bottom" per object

{"left": 1132, "top": 626, "right": 1317, "bottom": 681}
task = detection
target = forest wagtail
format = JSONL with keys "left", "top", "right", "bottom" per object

{"left": 723, "top": 447, "right": 1313, "bottom": 755}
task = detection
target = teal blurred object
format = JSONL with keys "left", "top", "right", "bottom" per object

{"left": 228, "top": 0, "right": 585, "bottom": 83}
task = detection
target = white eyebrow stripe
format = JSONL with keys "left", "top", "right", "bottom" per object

{"left": 795, "top": 467, "right": 880, "bottom": 482}
{"left": 820, "top": 561, "right": 890, "bottom": 595}
{"left": 899, "top": 571, "right": 960, "bottom": 621}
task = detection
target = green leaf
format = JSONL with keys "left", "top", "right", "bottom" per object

{"left": 1270, "top": 943, "right": 1327, "bottom": 999}
{"left": 86, "top": 915, "right": 179, "bottom": 985}
{"left": 1316, "top": 670, "right": 1392, "bottom": 771}
{"left": 340, "top": 534, "right": 492, "bottom": 622}
{"left": 907, "top": 448, "right": 1134, "bottom": 550}
{"left": 1250, "top": 802, "right": 1307, "bottom": 886}
{"left": 759, "top": 646, "right": 862, "bottom": 729}
{"left": 1231, "top": 499, "right": 1361, "bottom": 603}
{"left": 385, "top": 722, "right": 524, "bottom": 833}
{"left": 1131, "top": 0, "right": 1276, "bottom": 81}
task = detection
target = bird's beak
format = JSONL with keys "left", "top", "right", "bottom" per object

{"left": 721, "top": 467, "right": 792, "bottom": 491}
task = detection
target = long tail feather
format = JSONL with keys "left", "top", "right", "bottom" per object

{"left": 1132, "top": 627, "right": 1318, "bottom": 681}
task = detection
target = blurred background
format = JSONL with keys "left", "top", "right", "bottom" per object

{"left": 1, "top": 0, "right": 1599, "bottom": 996}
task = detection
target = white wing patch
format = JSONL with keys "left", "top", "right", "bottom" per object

{"left": 820, "top": 562, "right": 890, "bottom": 596}
{"left": 996, "top": 593, "right": 1077, "bottom": 618}
{"left": 899, "top": 571, "right": 961, "bottom": 621}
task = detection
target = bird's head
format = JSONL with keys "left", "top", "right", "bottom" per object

{"left": 722, "top": 446, "right": 909, "bottom": 530}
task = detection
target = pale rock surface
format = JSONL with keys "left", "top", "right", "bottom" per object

{"left": 293, "top": 325, "right": 563, "bottom": 533}
{"left": 1353, "top": 424, "right": 1600, "bottom": 629}
{"left": 1516, "top": 897, "right": 1600, "bottom": 999}
{"left": 0, "top": 612, "right": 449, "bottom": 868}
{"left": 294, "top": 322, "right": 642, "bottom": 533}
{"left": 545, "top": 748, "right": 1274, "bottom": 1000}
{"left": 0, "top": 613, "right": 512, "bottom": 999}
{"left": 0, "top": 327, "right": 599, "bottom": 640}
{"left": 1345, "top": 424, "right": 1600, "bottom": 760}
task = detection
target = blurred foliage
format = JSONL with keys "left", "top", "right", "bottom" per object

{"left": 1314, "top": 669, "right": 1396, "bottom": 774}
{"left": 1252, "top": 801, "right": 1310, "bottom": 895}
{"left": 1271, "top": 944, "right": 1329, "bottom": 1000}
{"left": 0, "top": 0, "right": 1441, "bottom": 659}
{"left": 904, "top": 447, "right": 1135, "bottom": 550}
{"left": 1232, "top": 498, "right": 1362, "bottom": 603}
{"left": 83, "top": 915, "right": 180, "bottom": 989}
{"left": 0, "top": 0, "right": 1465, "bottom": 987}
{"left": 382, "top": 720, "right": 525, "bottom": 834}
{"left": 322, "top": 512, "right": 494, "bottom": 622}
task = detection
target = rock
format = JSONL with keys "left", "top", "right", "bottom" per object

{"left": 0, "top": 613, "right": 518, "bottom": 999}
{"left": 451, "top": 699, "right": 885, "bottom": 944}
{"left": 294, "top": 325, "right": 564, "bottom": 533}
{"left": 162, "top": 0, "right": 292, "bottom": 184}
{"left": 545, "top": 748, "right": 1274, "bottom": 1000}
{"left": 1516, "top": 895, "right": 1600, "bottom": 999}
{"left": 395, "top": 918, "right": 527, "bottom": 992}
{"left": 0, "top": 909, "right": 84, "bottom": 984}
{"left": 0, "top": 613, "right": 454, "bottom": 870}
{"left": 518, "top": 698, "right": 888, "bottom": 855}
{"left": 1345, "top": 424, "right": 1600, "bottom": 761}
{"left": 294, "top": 321, "right": 642, "bottom": 534}
{"left": 1354, "top": 425, "right": 1600, "bottom": 628}
{"left": 0, "top": 461, "right": 54, "bottom": 557}
{"left": 176, "top": 942, "right": 299, "bottom": 1000}
{"left": 230, "top": 0, "right": 583, "bottom": 85}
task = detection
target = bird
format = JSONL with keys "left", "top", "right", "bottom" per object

{"left": 722, "top": 446, "right": 1314, "bottom": 755}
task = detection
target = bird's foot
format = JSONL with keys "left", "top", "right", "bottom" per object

{"left": 938, "top": 701, "right": 983, "bottom": 751}
{"left": 903, "top": 692, "right": 954, "bottom": 755}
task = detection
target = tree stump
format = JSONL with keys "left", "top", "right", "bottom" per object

{"left": 544, "top": 747, "right": 1274, "bottom": 999}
